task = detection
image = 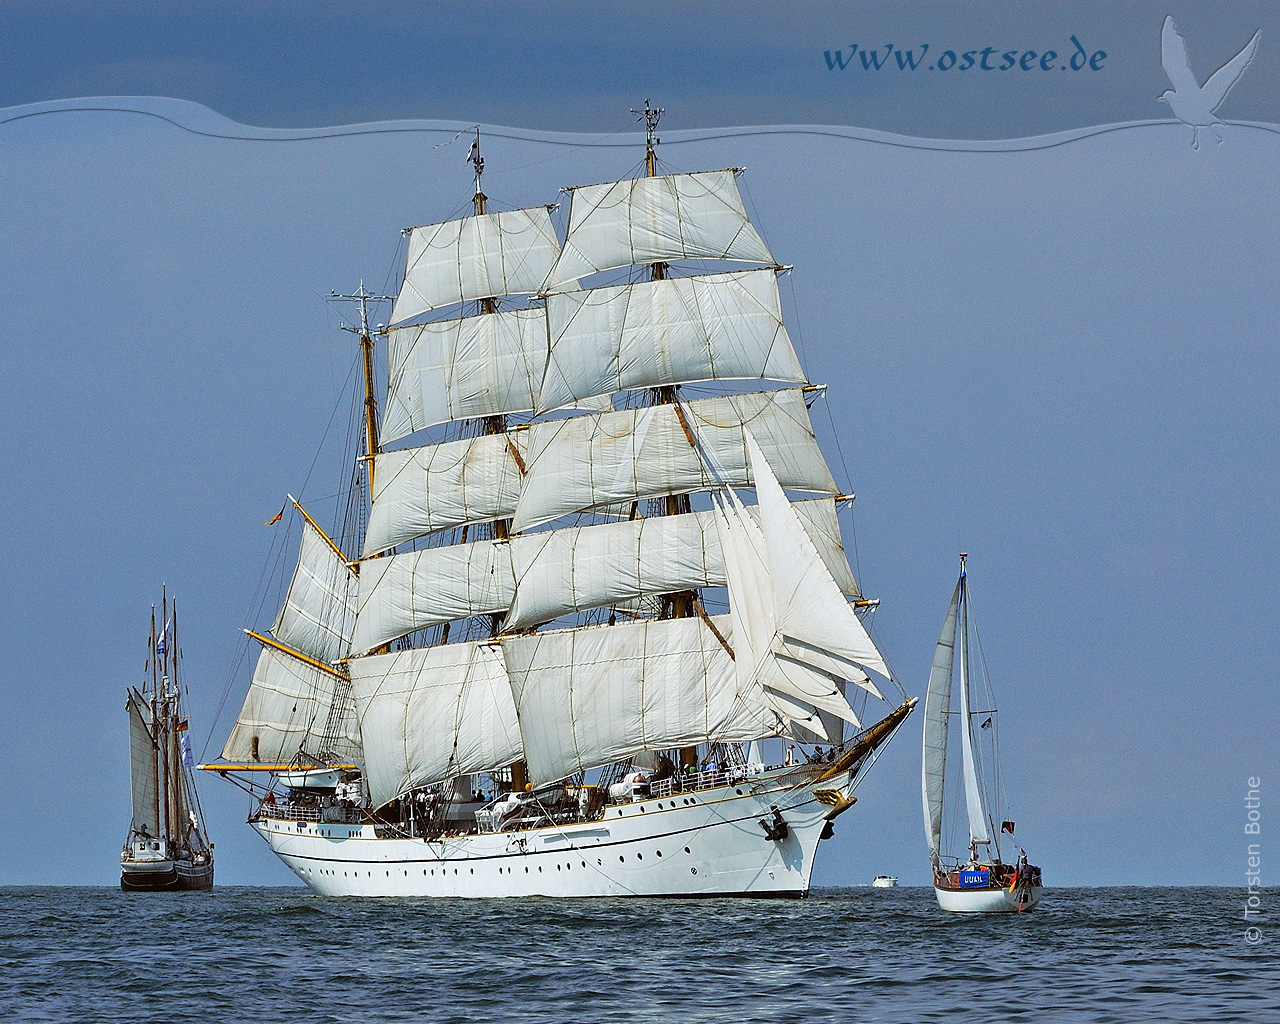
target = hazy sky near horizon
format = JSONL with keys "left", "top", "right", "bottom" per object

{"left": 0, "top": 4, "right": 1277, "bottom": 887}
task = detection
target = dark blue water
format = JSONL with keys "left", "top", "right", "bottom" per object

{"left": 0, "top": 887, "right": 1272, "bottom": 1022}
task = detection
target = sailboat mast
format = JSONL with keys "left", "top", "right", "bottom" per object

{"left": 149, "top": 604, "right": 161, "bottom": 839}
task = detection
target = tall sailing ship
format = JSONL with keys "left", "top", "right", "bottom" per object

{"left": 921, "top": 555, "right": 1042, "bottom": 911}
{"left": 202, "top": 109, "right": 915, "bottom": 897}
{"left": 122, "top": 591, "right": 215, "bottom": 891}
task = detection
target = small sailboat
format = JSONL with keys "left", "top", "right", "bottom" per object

{"left": 121, "top": 591, "right": 214, "bottom": 891}
{"left": 921, "top": 555, "right": 1041, "bottom": 912}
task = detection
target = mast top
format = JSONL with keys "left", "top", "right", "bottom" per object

{"left": 959, "top": 552, "right": 967, "bottom": 577}
{"left": 329, "top": 282, "right": 393, "bottom": 336}
{"left": 630, "top": 99, "right": 663, "bottom": 177}
{"left": 468, "top": 129, "right": 486, "bottom": 215}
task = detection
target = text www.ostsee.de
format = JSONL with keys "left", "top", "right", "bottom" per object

{"left": 824, "top": 36, "right": 1107, "bottom": 73}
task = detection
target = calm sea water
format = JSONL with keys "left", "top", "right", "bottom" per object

{"left": 0, "top": 886, "right": 1272, "bottom": 1022}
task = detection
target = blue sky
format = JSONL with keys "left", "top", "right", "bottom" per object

{"left": 0, "top": 4, "right": 1277, "bottom": 887}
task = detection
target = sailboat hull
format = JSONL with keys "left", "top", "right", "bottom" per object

{"left": 120, "top": 858, "right": 214, "bottom": 892}
{"left": 933, "top": 884, "right": 1041, "bottom": 913}
{"left": 257, "top": 768, "right": 850, "bottom": 898}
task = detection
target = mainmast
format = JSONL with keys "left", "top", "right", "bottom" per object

{"left": 631, "top": 101, "right": 696, "bottom": 770}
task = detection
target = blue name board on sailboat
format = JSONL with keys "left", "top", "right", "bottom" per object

{"left": 959, "top": 869, "right": 990, "bottom": 889}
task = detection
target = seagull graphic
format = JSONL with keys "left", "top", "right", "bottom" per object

{"left": 1159, "top": 15, "right": 1261, "bottom": 149}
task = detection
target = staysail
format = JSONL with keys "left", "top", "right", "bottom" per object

{"left": 921, "top": 578, "right": 961, "bottom": 867}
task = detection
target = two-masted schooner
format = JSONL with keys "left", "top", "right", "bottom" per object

{"left": 202, "top": 107, "right": 915, "bottom": 897}
{"left": 122, "top": 591, "right": 215, "bottom": 891}
{"left": 921, "top": 555, "right": 1042, "bottom": 911}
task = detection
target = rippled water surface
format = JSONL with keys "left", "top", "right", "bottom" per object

{"left": 1, "top": 886, "right": 1272, "bottom": 1022}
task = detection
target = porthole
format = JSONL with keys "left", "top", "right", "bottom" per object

{"left": 684, "top": 847, "right": 691, "bottom": 854}
{"left": 597, "top": 858, "right": 602, "bottom": 865}
{"left": 470, "top": 868, "right": 474, "bottom": 875}
{"left": 657, "top": 850, "right": 663, "bottom": 857}
{"left": 538, "top": 866, "right": 543, "bottom": 873}
{"left": 656, "top": 802, "right": 663, "bottom": 809}
{"left": 640, "top": 805, "right": 645, "bottom": 812}
{"left": 691, "top": 867, "right": 698, "bottom": 875}
{"left": 736, "top": 789, "right": 743, "bottom": 795}
{"left": 619, "top": 855, "right": 625, "bottom": 863}
{"left": 637, "top": 853, "right": 643, "bottom": 860}
{"left": 525, "top": 866, "right": 529, "bottom": 873}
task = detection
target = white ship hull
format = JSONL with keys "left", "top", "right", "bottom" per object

{"left": 934, "top": 884, "right": 1042, "bottom": 913}
{"left": 259, "top": 767, "right": 852, "bottom": 898}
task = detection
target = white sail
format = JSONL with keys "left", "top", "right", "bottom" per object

{"left": 222, "top": 646, "right": 361, "bottom": 765}
{"left": 505, "top": 497, "right": 855, "bottom": 632}
{"left": 349, "top": 642, "right": 522, "bottom": 807}
{"left": 957, "top": 584, "right": 991, "bottom": 845}
{"left": 712, "top": 493, "right": 858, "bottom": 741}
{"left": 538, "top": 269, "right": 804, "bottom": 413}
{"left": 501, "top": 615, "right": 777, "bottom": 787}
{"left": 922, "top": 578, "right": 961, "bottom": 866}
{"left": 270, "top": 514, "right": 358, "bottom": 666}
{"left": 127, "top": 690, "right": 159, "bottom": 835}
{"left": 364, "top": 431, "right": 527, "bottom": 556}
{"left": 512, "top": 388, "right": 837, "bottom": 533}
{"left": 381, "top": 307, "right": 548, "bottom": 443}
{"left": 547, "top": 170, "right": 775, "bottom": 286}
{"left": 745, "top": 431, "right": 889, "bottom": 687}
{"left": 351, "top": 540, "right": 516, "bottom": 655}
{"left": 392, "top": 206, "right": 561, "bottom": 324}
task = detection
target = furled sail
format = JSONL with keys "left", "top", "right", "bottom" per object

{"left": 957, "top": 583, "right": 991, "bottom": 845}
{"left": 921, "top": 578, "right": 961, "bottom": 867}
{"left": 221, "top": 646, "right": 361, "bottom": 764}
{"left": 364, "top": 431, "right": 527, "bottom": 556}
{"left": 351, "top": 497, "right": 857, "bottom": 651}
{"left": 381, "top": 307, "right": 547, "bottom": 444}
{"left": 391, "top": 206, "right": 561, "bottom": 324}
{"left": 270, "top": 512, "right": 358, "bottom": 666}
{"left": 511, "top": 388, "right": 837, "bottom": 533}
{"left": 500, "top": 615, "right": 778, "bottom": 788}
{"left": 127, "top": 690, "right": 159, "bottom": 835}
{"left": 349, "top": 641, "right": 523, "bottom": 807}
{"left": 546, "top": 170, "right": 775, "bottom": 286}
{"left": 538, "top": 269, "right": 805, "bottom": 413}
{"left": 351, "top": 539, "right": 516, "bottom": 655}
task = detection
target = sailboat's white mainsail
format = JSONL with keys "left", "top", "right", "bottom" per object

{"left": 546, "top": 170, "right": 775, "bottom": 286}
{"left": 127, "top": 690, "right": 159, "bottom": 835}
{"left": 921, "top": 578, "right": 961, "bottom": 866}
{"left": 392, "top": 206, "right": 561, "bottom": 325}
{"left": 500, "top": 615, "right": 775, "bottom": 787}
{"left": 351, "top": 497, "right": 858, "bottom": 654}
{"left": 538, "top": 269, "right": 804, "bottom": 413}
{"left": 349, "top": 641, "right": 523, "bottom": 807}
